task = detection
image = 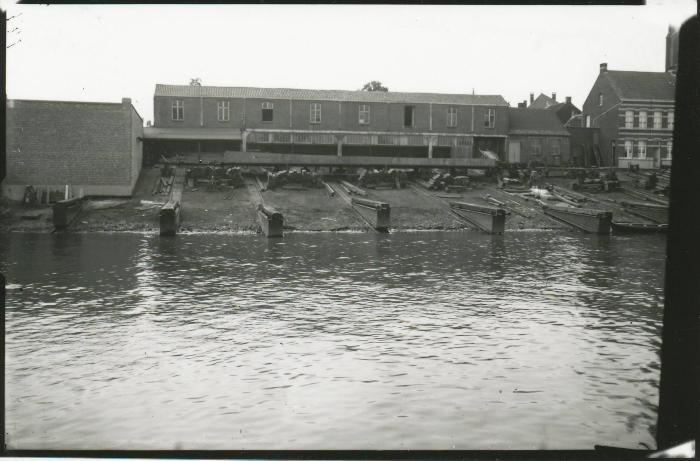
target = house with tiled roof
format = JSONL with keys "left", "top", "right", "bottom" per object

{"left": 144, "top": 84, "right": 510, "bottom": 162}
{"left": 580, "top": 62, "right": 676, "bottom": 169}
{"left": 506, "top": 108, "right": 570, "bottom": 165}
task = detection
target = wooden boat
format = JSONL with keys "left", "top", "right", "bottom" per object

{"left": 449, "top": 201, "right": 506, "bottom": 234}
{"left": 619, "top": 200, "right": 668, "bottom": 224}
{"left": 52, "top": 197, "right": 83, "bottom": 230}
{"left": 542, "top": 204, "right": 612, "bottom": 234}
{"left": 611, "top": 221, "right": 668, "bottom": 234}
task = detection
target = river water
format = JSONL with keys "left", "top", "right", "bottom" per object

{"left": 2, "top": 231, "right": 666, "bottom": 450}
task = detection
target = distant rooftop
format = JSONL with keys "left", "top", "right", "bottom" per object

{"left": 154, "top": 84, "right": 509, "bottom": 107}
{"left": 508, "top": 108, "right": 569, "bottom": 136}
{"left": 603, "top": 70, "right": 676, "bottom": 100}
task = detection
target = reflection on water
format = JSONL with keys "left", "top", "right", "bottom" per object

{"left": 2, "top": 231, "right": 666, "bottom": 450}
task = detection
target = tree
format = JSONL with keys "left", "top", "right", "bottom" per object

{"left": 189, "top": 78, "right": 202, "bottom": 86}
{"left": 361, "top": 81, "right": 388, "bottom": 92}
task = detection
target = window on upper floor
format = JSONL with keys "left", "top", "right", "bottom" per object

{"left": 624, "top": 140, "right": 633, "bottom": 158}
{"left": 484, "top": 108, "right": 495, "bottom": 128}
{"left": 262, "top": 102, "right": 274, "bottom": 122}
{"left": 310, "top": 103, "right": 322, "bottom": 124}
{"left": 637, "top": 140, "right": 646, "bottom": 158}
{"left": 625, "top": 111, "right": 634, "bottom": 128}
{"left": 653, "top": 111, "right": 662, "bottom": 130}
{"left": 217, "top": 101, "right": 230, "bottom": 122}
{"left": 638, "top": 111, "right": 647, "bottom": 129}
{"left": 404, "top": 106, "right": 415, "bottom": 128}
{"left": 667, "top": 111, "right": 674, "bottom": 130}
{"left": 598, "top": 93, "right": 604, "bottom": 106}
{"left": 447, "top": 107, "right": 458, "bottom": 128}
{"left": 359, "top": 104, "right": 370, "bottom": 125}
{"left": 172, "top": 100, "right": 184, "bottom": 121}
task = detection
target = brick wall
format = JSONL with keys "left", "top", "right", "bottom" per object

{"left": 4, "top": 99, "right": 143, "bottom": 199}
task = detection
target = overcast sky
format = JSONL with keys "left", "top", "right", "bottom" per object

{"left": 5, "top": 2, "right": 696, "bottom": 124}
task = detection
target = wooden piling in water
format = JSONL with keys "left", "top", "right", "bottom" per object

{"left": 257, "top": 203, "right": 284, "bottom": 237}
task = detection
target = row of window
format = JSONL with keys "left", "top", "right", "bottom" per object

{"left": 170, "top": 99, "right": 496, "bottom": 128}
{"left": 622, "top": 110, "right": 674, "bottom": 129}
{"left": 623, "top": 140, "right": 673, "bottom": 159}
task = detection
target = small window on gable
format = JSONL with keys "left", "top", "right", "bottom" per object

{"left": 404, "top": 106, "right": 415, "bottom": 128}
{"left": 172, "top": 100, "right": 184, "bottom": 121}
{"left": 447, "top": 107, "right": 458, "bottom": 128}
{"left": 262, "top": 102, "right": 274, "bottom": 122}
{"left": 359, "top": 104, "right": 370, "bottom": 125}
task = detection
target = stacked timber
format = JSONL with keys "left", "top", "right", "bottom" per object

{"left": 340, "top": 180, "right": 368, "bottom": 197}
{"left": 542, "top": 204, "right": 612, "bottom": 234}
{"left": 449, "top": 201, "right": 506, "bottom": 234}
{"left": 257, "top": 203, "right": 284, "bottom": 237}
{"left": 351, "top": 197, "right": 391, "bottom": 232}
{"left": 52, "top": 197, "right": 83, "bottom": 230}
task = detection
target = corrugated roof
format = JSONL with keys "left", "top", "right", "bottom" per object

{"left": 155, "top": 84, "right": 508, "bottom": 107}
{"left": 508, "top": 108, "right": 570, "bottom": 136}
{"left": 604, "top": 70, "right": 676, "bottom": 100}
{"left": 143, "top": 127, "right": 242, "bottom": 140}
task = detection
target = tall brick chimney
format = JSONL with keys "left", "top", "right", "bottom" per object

{"left": 565, "top": 96, "right": 572, "bottom": 104}
{"left": 665, "top": 25, "right": 679, "bottom": 72}
{"left": 600, "top": 63, "right": 608, "bottom": 73}
{"left": 551, "top": 92, "right": 557, "bottom": 102}
{"left": 529, "top": 93, "right": 534, "bottom": 104}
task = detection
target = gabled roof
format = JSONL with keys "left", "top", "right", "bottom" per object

{"left": 603, "top": 70, "right": 676, "bottom": 100}
{"left": 528, "top": 93, "right": 557, "bottom": 109}
{"left": 154, "top": 84, "right": 509, "bottom": 107}
{"left": 508, "top": 108, "right": 569, "bottom": 136}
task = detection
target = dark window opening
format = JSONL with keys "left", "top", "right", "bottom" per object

{"left": 404, "top": 106, "right": 414, "bottom": 127}
{"left": 262, "top": 102, "right": 274, "bottom": 122}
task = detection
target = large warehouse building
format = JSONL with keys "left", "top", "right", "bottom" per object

{"left": 143, "top": 85, "right": 514, "bottom": 163}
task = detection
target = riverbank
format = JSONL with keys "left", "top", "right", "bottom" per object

{"left": 0, "top": 167, "right": 663, "bottom": 234}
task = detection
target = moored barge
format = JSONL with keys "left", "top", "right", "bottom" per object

{"left": 542, "top": 204, "right": 612, "bottom": 234}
